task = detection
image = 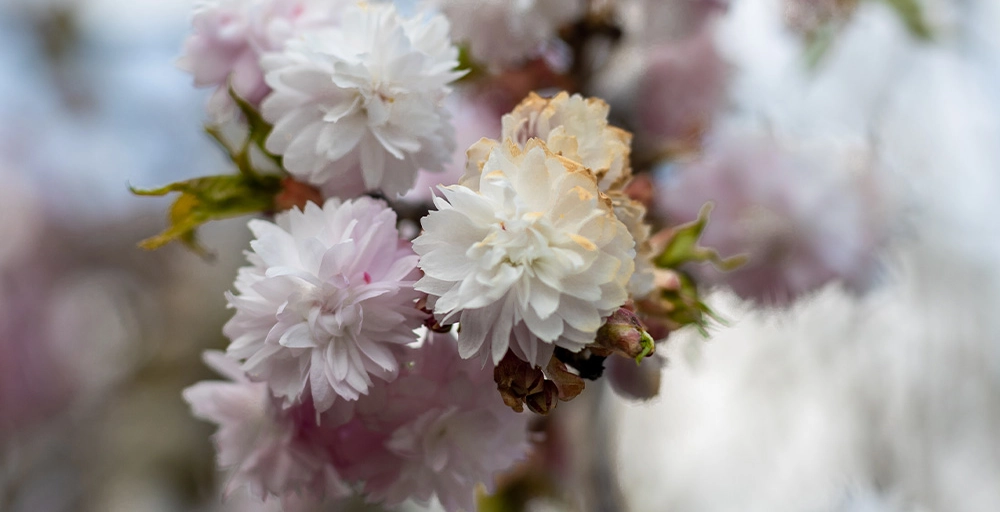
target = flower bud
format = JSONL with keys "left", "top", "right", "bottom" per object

{"left": 495, "top": 351, "right": 546, "bottom": 413}
{"left": 594, "top": 307, "right": 655, "bottom": 363}
{"left": 525, "top": 381, "right": 560, "bottom": 415}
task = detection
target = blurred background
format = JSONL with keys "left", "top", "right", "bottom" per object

{"left": 1, "top": 0, "right": 999, "bottom": 511}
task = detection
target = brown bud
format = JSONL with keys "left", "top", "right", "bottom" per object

{"left": 594, "top": 307, "right": 656, "bottom": 362}
{"left": 525, "top": 381, "right": 560, "bottom": 415}
{"left": 495, "top": 351, "right": 545, "bottom": 413}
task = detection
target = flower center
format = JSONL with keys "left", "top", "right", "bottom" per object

{"left": 491, "top": 213, "right": 551, "bottom": 268}
{"left": 305, "top": 283, "right": 364, "bottom": 342}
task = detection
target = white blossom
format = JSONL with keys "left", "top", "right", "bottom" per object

{"left": 223, "top": 197, "right": 424, "bottom": 412}
{"left": 495, "top": 91, "right": 632, "bottom": 190}
{"left": 466, "top": 92, "right": 656, "bottom": 298}
{"left": 261, "top": 2, "right": 463, "bottom": 198}
{"left": 414, "top": 139, "right": 635, "bottom": 367}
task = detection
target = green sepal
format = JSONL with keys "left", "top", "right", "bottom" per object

{"left": 229, "top": 87, "right": 282, "bottom": 168}
{"left": 455, "top": 45, "right": 485, "bottom": 82}
{"left": 658, "top": 270, "right": 724, "bottom": 336}
{"left": 655, "top": 203, "right": 748, "bottom": 271}
{"left": 649, "top": 202, "right": 741, "bottom": 334}
{"left": 635, "top": 330, "right": 655, "bottom": 365}
{"left": 130, "top": 173, "right": 282, "bottom": 257}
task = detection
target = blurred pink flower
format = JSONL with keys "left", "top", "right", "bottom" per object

{"left": 629, "top": 0, "right": 729, "bottom": 43}
{"left": 0, "top": 174, "right": 70, "bottom": 438}
{"left": 634, "top": 25, "right": 728, "bottom": 154}
{"left": 429, "top": 0, "right": 585, "bottom": 68}
{"left": 655, "top": 129, "right": 883, "bottom": 305}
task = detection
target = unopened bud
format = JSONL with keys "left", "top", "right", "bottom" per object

{"left": 495, "top": 351, "right": 545, "bottom": 413}
{"left": 525, "top": 381, "right": 559, "bottom": 415}
{"left": 653, "top": 268, "right": 682, "bottom": 291}
{"left": 595, "top": 307, "right": 656, "bottom": 363}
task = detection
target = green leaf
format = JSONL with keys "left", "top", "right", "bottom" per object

{"left": 130, "top": 173, "right": 282, "bottom": 257}
{"left": 227, "top": 87, "right": 283, "bottom": 172}
{"left": 648, "top": 204, "right": 740, "bottom": 334}
{"left": 655, "top": 203, "right": 748, "bottom": 271}
{"left": 455, "top": 45, "right": 484, "bottom": 82}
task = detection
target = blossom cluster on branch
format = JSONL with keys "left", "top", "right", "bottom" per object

{"left": 131, "top": 0, "right": 878, "bottom": 508}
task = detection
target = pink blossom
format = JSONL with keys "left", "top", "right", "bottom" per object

{"left": 188, "top": 334, "right": 532, "bottom": 511}
{"left": 178, "top": 0, "right": 341, "bottom": 112}
{"left": 183, "top": 351, "right": 352, "bottom": 505}
{"left": 223, "top": 197, "right": 424, "bottom": 412}
{"left": 347, "top": 331, "right": 533, "bottom": 512}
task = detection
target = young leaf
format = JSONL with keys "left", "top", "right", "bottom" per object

{"left": 655, "top": 203, "right": 747, "bottom": 271}
{"left": 131, "top": 173, "right": 283, "bottom": 256}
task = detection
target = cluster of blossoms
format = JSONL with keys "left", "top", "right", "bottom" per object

{"left": 202, "top": 194, "right": 542, "bottom": 509}
{"left": 186, "top": 332, "right": 530, "bottom": 511}
{"left": 171, "top": 1, "right": 667, "bottom": 508}
{"left": 156, "top": 0, "right": 890, "bottom": 506}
